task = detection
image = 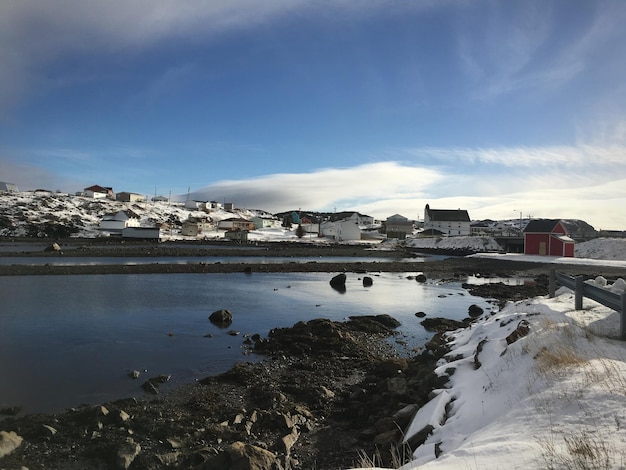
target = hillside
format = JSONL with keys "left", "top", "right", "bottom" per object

{"left": 0, "top": 191, "right": 260, "bottom": 239}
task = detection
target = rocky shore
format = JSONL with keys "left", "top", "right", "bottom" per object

{"left": 1, "top": 241, "right": 624, "bottom": 469}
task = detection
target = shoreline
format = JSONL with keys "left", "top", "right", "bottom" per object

{"left": 2, "top": 243, "right": 625, "bottom": 468}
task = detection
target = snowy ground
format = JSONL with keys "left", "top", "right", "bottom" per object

{"left": 350, "top": 242, "right": 626, "bottom": 470}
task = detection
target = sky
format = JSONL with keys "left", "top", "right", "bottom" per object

{"left": 0, "top": 0, "right": 625, "bottom": 230}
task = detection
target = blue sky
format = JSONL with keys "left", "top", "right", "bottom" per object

{"left": 1, "top": 1, "right": 625, "bottom": 229}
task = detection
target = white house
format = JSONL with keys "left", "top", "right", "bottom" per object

{"left": 185, "top": 200, "right": 207, "bottom": 211}
{"left": 84, "top": 185, "right": 114, "bottom": 199}
{"left": 423, "top": 204, "right": 471, "bottom": 236}
{"left": 320, "top": 219, "right": 361, "bottom": 241}
{"left": 99, "top": 210, "right": 141, "bottom": 233}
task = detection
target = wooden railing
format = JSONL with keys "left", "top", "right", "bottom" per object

{"left": 549, "top": 269, "right": 626, "bottom": 340}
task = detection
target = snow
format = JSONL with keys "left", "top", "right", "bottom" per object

{"left": 350, "top": 273, "right": 626, "bottom": 469}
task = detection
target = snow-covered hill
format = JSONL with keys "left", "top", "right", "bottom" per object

{"left": 0, "top": 191, "right": 263, "bottom": 238}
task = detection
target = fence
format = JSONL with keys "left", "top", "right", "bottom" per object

{"left": 549, "top": 269, "right": 626, "bottom": 340}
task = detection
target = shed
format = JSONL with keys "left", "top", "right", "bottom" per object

{"left": 523, "top": 219, "right": 575, "bottom": 257}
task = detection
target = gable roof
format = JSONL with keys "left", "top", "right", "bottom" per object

{"left": 425, "top": 205, "right": 470, "bottom": 222}
{"left": 524, "top": 219, "right": 564, "bottom": 233}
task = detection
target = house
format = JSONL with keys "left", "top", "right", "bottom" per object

{"left": 423, "top": 204, "right": 471, "bottom": 236}
{"left": 99, "top": 210, "right": 140, "bottom": 233}
{"left": 185, "top": 200, "right": 207, "bottom": 211}
{"left": 84, "top": 185, "right": 114, "bottom": 199}
{"left": 385, "top": 214, "right": 414, "bottom": 239}
{"left": 250, "top": 216, "right": 280, "bottom": 230}
{"left": 328, "top": 212, "right": 374, "bottom": 226}
{"left": 116, "top": 192, "right": 146, "bottom": 203}
{"left": 523, "top": 219, "right": 575, "bottom": 257}
{"left": 152, "top": 195, "right": 169, "bottom": 203}
{"left": 217, "top": 218, "right": 255, "bottom": 231}
{"left": 181, "top": 216, "right": 214, "bottom": 237}
{"left": 224, "top": 202, "right": 235, "bottom": 211}
{"left": 320, "top": 219, "right": 361, "bottom": 241}
{"left": 0, "top": 181, "right": 18, "bottom": 192}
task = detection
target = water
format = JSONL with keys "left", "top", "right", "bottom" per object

{"left": 0, "top": 272, "right": 491, "bottom": 415}
{"left": 0, "top": 255, "right": 420, "bottom": 266}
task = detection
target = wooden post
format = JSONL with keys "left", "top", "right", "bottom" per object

{"left": 575, "top": 276, "right": 584, "bottom": 310}
{"left": 549, "top": 269, "right": 556, "bottom": 298}
{"left": 621, "top": 293, "right": 626, "bottom": 341}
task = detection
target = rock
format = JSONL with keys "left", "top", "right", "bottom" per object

{"left": 209, "top": 309, "right": 233, "bottom": 326}
{"left": 393, "top": 404, "right": 420, "bottom": 428}
{"left": 421, "top": 317, "right": 466, "bottom": 333}
{"left": 415, "top": 273, "right": 427, "bottom": 283}
{"left": 116, "top": 438, "right": 141, "bottom": 470}
{"left": 44, "top": 242, "right": 62, "bottom": 252}
{"left": 279, "top": 426, "right": 300, "bottom": 454}
{"left": 141, "top": 374, "right": 171, "bottom": 394}
{"left": 415, "top": 311, "right": 426, "bottom": 318}
{"left": 330, "top": 273, "right": 347, "bottom": 292}
{"left": 468, "top": 304, "right": 484, "bottom": 318}
{"left": 128, "top": 370, "right": 140, "bottom": 379}
{"left": 387, "top": 377, "right": 408, "bottom": 396}
{"left": 0, "top": 430, "right": 23, "bottom": 458}
{"left": 362, "top": 276, "right": 373, "bottom": 287}
{"left": 201, "top": 441, "right": 279, "bottom": 470}
{"left": 506, "top": 320, "right": 530, "bottom": 344}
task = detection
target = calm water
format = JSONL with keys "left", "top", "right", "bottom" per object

{"left": 0, "top": 272, "right": 491, "bottom": 415}
{"left": 0, "top": 255, "right": 420, "bottom": 266}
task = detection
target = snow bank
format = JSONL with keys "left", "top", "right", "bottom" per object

{"left": 575, "top": 237, "right": 626, "bottom": 261}
{"left": 354, "top": 278, "right": 626, "bottom": 470}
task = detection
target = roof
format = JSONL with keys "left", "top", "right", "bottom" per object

{"left": 523, "top": 219, "right": 564, "bottom": 233}
{"left": 425, "top": 205, "right": 470, "bottom": 222}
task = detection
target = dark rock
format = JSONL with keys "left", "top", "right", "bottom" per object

{"left": 329, "top": 273, "right": 347, "bottom": 293}
{"left": 209, "top": 309, "right": 233, "bottom": 326}
{"left": 362, "top": 276, "right": 373, "bottom": 287}
{"left": 415, "top": 311, "right": 426, "bottom": 318}
{"left": 415, "top": 273, "right": 427, "bottom": 283}
{"left": 202, "top": 441, "right": 279, "bottom": 470}
{"left": 421, "top": 317, "right": 467, "bottom": 333}
{"left": 468, "top": 304, "right": 484, "bottom": 318}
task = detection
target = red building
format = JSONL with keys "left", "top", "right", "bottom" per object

{"left": 523, "top": 219, "right": 575, "bottom": 257}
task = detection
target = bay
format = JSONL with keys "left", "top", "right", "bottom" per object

{"left": 0, "top": 272, "right": 490, "bottom": 414}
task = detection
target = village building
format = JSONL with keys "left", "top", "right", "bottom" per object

{"left": 83, "top": 185, "right": 114, "bottom": 199}
{"left": 385, "top": 214, "right": 414, "bottom": 239}
{"left": 0, "top": 181, "right": 18, "bottom": 192}
{"left": 181, "top": 216, "right": 214, "bottom": 237}
{"left": 217, "top": 218, "right": 255, "bottom": 231}
{"left": 423, "top": 204, "right": 471, "bottom": 236}
{"left": 320, "top": 219, "right": 361, "bottom": 241}
{"left": 116, "top": 192, "right": 146, "bottom": 203}
{"left": 185, "top": 200, "right": 207, "bottom": 211}
{"left": 151, "top": 195, "right": 169, "bottom": 203}
{"left": 250, "top": 215, "right": 281, "bottom": 230}
{"left": 99, "top": 210, "right": 140, "bottom": 233}
{"left": 523, "top": 219, "right": 575, "bottom": 257}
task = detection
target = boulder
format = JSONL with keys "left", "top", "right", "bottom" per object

{"left": 468, "top": 304, "right": 484, "bottom": 318}
{"left": 210, "top": 309, "right": 233, "bottom": 326}
{"left": 0, "top": 431, "right": 23, "bottom": 458}
{"left": 415, "top": 273, "right": 427, "bottom": 283}
{"left": 362, "top": 276, "right": 373, "bottom": 287}
{"left": 421, "top": 317, "right": 466, "bottom": 333}
{"left": 201, "top": 441, "right": 279, "bottom": 470}
{"left": 330, "top": 273, "right": 347, "bottom": 292}
{"left": 506, "top": 320, "right": 530, "bottom": 344}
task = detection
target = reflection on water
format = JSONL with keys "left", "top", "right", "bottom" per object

{"left": 0, "top": 272, "right": 492, "bottom": 414}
